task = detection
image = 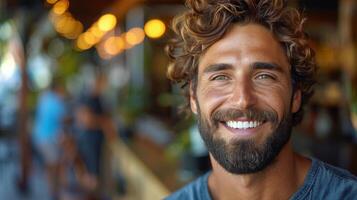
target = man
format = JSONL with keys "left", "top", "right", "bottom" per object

{"left": 165, "top": 0, "right": 357, "bottom": 199}
{"left": 32, "top": 78, "right": 67, "bottom": 199}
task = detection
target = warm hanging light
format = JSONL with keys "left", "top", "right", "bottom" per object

{"left": 98, "top": 14, "right": 117, "bottom": 32}
{"left": 125, "top": 27, "right": 145, "bottom": 46}
{"left": 89, "top": 23, "right": 106, "bottom": 39}
{"left": 47, "top": 0, "right": 59, "bottom": 4}
{"left": 83, "top": 32, "right": 98, "bottom": 45}
{"left": 52, "top": 0, "right": 69, "bottom": 15}
{"left": 144, "top": 19, "right": 166, "bottom": 39}
{"left": 104, "top": 36, "right": 125, "bottom": 55}
{"left": 76, "top": 33, "right": 92, "bottom": 50}
{"left": 65, "top": 21, "right": 83, "bottom": 39}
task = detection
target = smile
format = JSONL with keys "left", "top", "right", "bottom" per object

{"left": 225, "top": 120, "right": 263, "bottom": 129}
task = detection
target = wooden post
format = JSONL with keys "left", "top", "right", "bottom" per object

{"left": 339, "top": 0, "right": 355, "bottom": 77}
{"left": 4, "top": 18, "right": 31, "bottom": 192}
{"left": 13, "top": 9, "right": 40, "bottom": 192}
{"left": 18, "top": 52, "right": 31, "bottom": 193}
{"left": 12, "top": 24, "right": 31, "bottom": 192}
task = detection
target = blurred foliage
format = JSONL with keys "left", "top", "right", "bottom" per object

{"left": 157, "top": 92, "right": 185, "bottom": 108}
{"left": 56, "top": 44, "right": 82, "bottom": 81}
{"left": 165, "top": 115, "right": 196, "bottom": 161}
{"left": 120, "top": 86, "right": 149, "bottom": 126}
{"left": 166, "top": 128, "right": 190, "bottom": 161}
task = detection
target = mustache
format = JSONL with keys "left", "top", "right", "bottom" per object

{"left": 211, "top": 108, "right": 278, "bottom": 125}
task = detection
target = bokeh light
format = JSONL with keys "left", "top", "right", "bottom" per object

{"left": 46, "top": 0, "right": 58, "bottom": 5}
{"left": 98, "top": 14, "right": 117, "bottom": 32}
{"left": 89, "top": 23, "right": 106, "bottom": 39}
{"left": 125, "top": 27, "right": 145, "bottom": 46}
{"left": 65, "top": 20, "right": 83, "bottom": 39}
{"left": 52, "top": 0, "right": 69, "bottom": 15}
{"left": 0, "top": 52, "right": 17, "bottom": 82}
{"left": 83, "top": 32, "right": 98, "bottom": 45}
{"left": 104, "top": 36, "right": 125, "bottom": 55}
{"left": 144, "top": 19, "right": 166, "bottom": 39}
{"left": 76, "top": 33, "right": 92, "bottom": 51}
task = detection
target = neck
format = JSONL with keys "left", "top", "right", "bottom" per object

{"left": 208, "top": 141, "right": 311, "bottom": 200}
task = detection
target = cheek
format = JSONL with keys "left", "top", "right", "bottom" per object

{"left": 197, "top": 84, "right": 233, "bottom": 115}
{"left": 256, "top": 87, "right": 292, "bottom": 120}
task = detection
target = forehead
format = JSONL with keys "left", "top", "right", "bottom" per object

{"left": 198, "top": 23, "right": 290, "bottom": 72}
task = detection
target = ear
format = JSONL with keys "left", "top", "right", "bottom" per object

{"left": 189, "top": 82, "right": 198, "bottom": 115}
{"left": 291, "top": 89, "right": 301, "bottom": 113}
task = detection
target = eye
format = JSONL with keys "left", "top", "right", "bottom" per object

{"left": 212, "top": 75, "right": 230, "bottom": 81}
{"left": 256, "top": 74, "right": 275, "bottom": 80}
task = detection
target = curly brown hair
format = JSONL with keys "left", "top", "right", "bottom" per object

{"left": 166, "top": 0, "right": 316, "bottom": 125}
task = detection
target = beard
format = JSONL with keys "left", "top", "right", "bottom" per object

{"left": 196, "top": 103, "right": 293, "bottom": 174}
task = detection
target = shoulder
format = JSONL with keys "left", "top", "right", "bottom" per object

{"left": 315, "top": 159, "right": 357, "bottom": 183}
{"left": 310, "top": 158, "right": 357, "bottom": 199}
{"left": 316, "top": 160, "right": 357, "bottom": 181}
{"left": 165, "top": 172, "right": 212, "bottom": 200}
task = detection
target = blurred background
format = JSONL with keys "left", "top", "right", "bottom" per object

{"left": 0, "top": 0, "right": 356, "bottom": 199}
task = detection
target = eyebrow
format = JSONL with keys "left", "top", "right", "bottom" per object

{"left": 252, "top": 62, "right": 284, "bottom": 73}
{"left": 203, "top": 63, "right": 233, "bottom": 74}
{"left": 203, "top": 62, "right": 285, "bottom": 74}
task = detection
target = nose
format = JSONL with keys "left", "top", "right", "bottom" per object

{"left": 228, "top": 77, "right": 257, "bottom": 109}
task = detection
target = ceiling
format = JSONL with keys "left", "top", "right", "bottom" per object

{"left": 4, "top": 0, "right": 183, "bottom": 29}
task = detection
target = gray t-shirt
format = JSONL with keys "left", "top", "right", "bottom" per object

{"left": 165, "top": 158, "right": 357, "bottom": 200}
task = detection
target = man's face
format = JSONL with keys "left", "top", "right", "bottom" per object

{"left": 190, "top": 23, "right": 301, "bottom": 174}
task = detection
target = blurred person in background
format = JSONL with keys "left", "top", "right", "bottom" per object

{"left": 165, "top": 0, "right": 357, "bottom": 199}
{"left": 58, "top": 123, "right": 98, "bottom": 200}
{"left": 32, "top": 77, "right": 68, "bottom": 199}
{"left": 75, "top": 73, "right": 117, "bottom": 199}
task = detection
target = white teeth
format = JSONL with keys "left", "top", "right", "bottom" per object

{"left": 226, "top": 120, "right": 262, "bottom": 129}
{"left": 243, "top": 121, "right": 248, "bottom": 128}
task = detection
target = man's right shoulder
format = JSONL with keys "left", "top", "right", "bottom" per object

{"left": 165, "top": 172, "right": 212, "bottom": 200}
